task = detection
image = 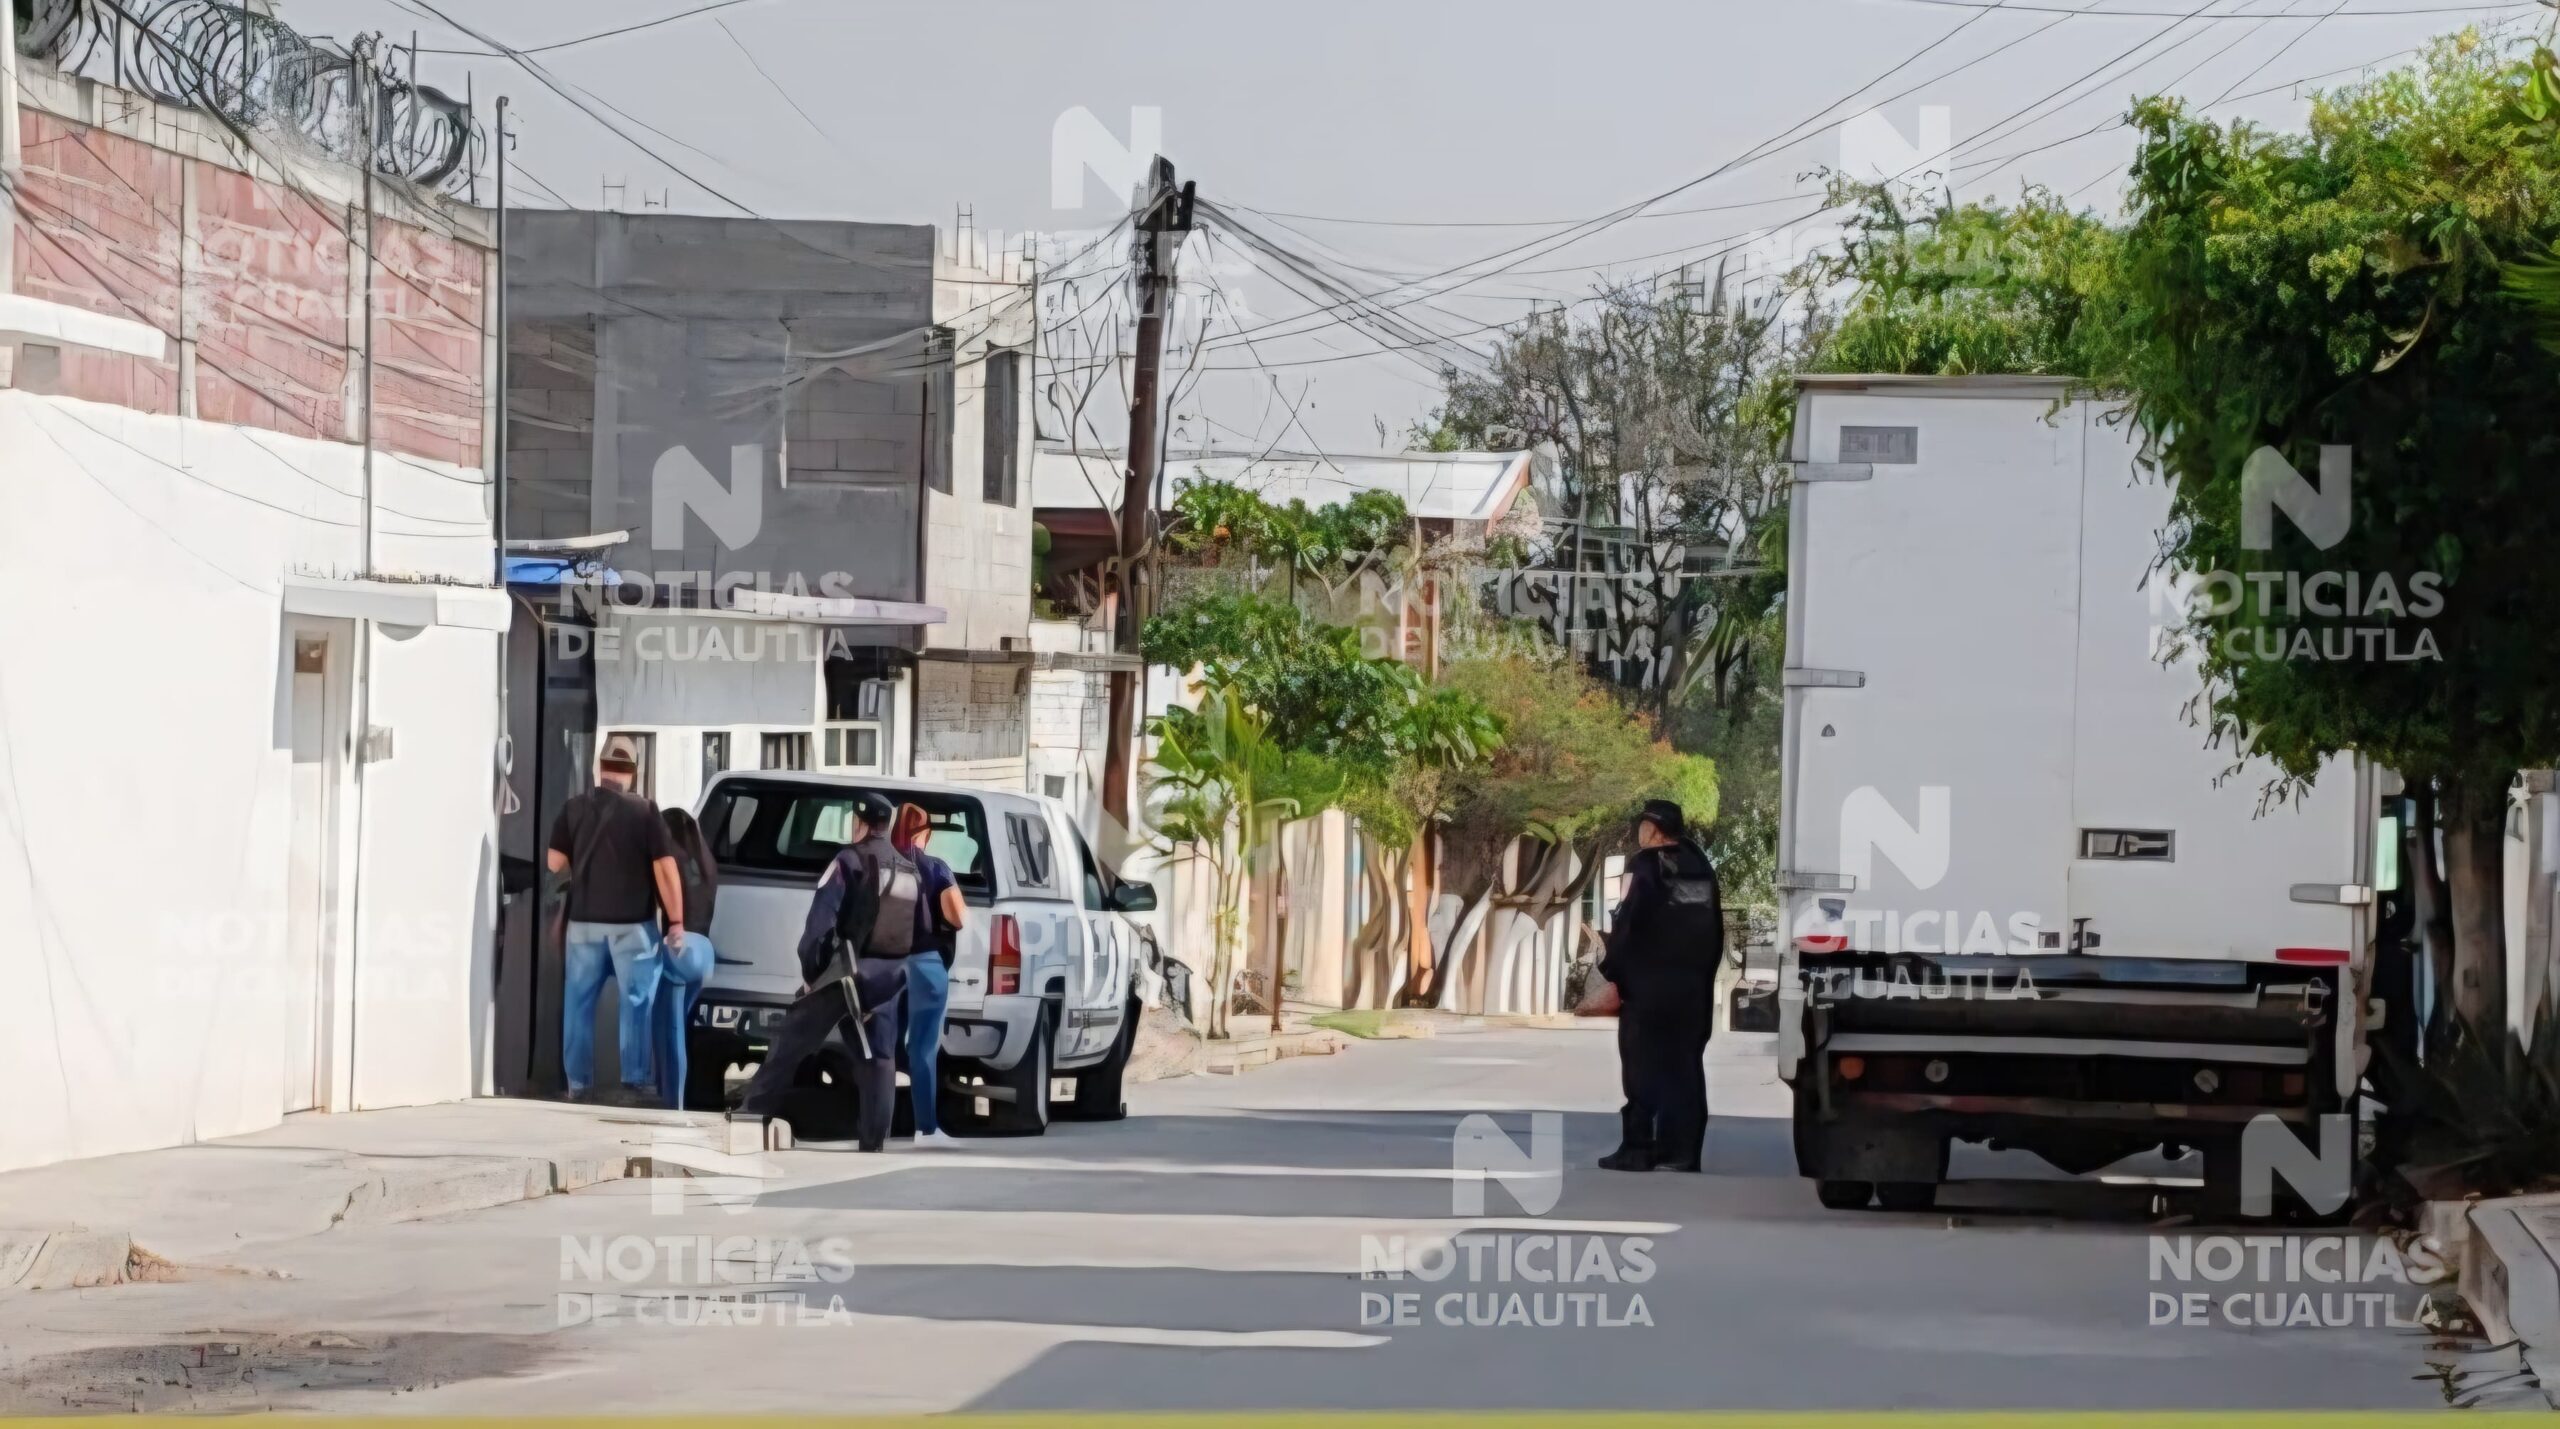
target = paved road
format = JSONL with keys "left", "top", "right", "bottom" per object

{"left": 0, "top": 1024, "right": 2465, "bottom": 1413}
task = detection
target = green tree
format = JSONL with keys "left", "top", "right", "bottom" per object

{"left": 1142, "top": 593, "right": 1426, "bottom": 763}
{"left": 2099, "top": 33, "right": 2560, "bottom": 1033}
{"left": 1406, "top": 645, "right": 1716, "bottom": 1009}
{"left": 1146, "top": 685, "right": 1339, "bottom": 1039}
{"left": 1800, "top": 179, "right": 2121, "bottom": 378}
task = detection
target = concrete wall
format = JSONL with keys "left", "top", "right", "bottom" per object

{"left": 0, "top": 390, "right": 496, "bottom": 1172}
{"left": 921, "top": 236, "right": 1035, "bottom": 655}
{"left": 1027, "top": 618, "right": 1108, "bottom": 829}
{"left": 504, "top": 211, "right": 931, "bottom": 599}
{"left": 914, "top": 657, "right": 1027, "bottom": 789}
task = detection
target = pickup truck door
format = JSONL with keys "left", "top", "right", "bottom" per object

{"left": 1064, "top": 819, "right": 1128, "bottom": 1059}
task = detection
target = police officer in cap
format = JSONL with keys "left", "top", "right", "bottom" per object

{"left": 732, "top": 790, "right": 919, "bottom": 1151}
{"left": 1597, "top": 799, "right": 1723, "bottom": 1172}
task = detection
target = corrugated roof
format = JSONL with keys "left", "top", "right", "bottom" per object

{"left": 1033, "top": 446, "right": 1536, "bottom": 523}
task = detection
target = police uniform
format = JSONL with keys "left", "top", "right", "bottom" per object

{"left": 733, "top": 793, "right": 920, "bottom": 1151}
{"left": 1597, "top": 801, "right": 1722, "bottom": 1172}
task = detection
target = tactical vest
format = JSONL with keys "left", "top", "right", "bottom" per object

{"left": 838, "top": 841, "right": 922, "bottom": 959}
{"left": 1654, "top": 843, "right": 1725, "bottom": 969}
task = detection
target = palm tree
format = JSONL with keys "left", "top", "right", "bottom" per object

{"left": 1146, "top": 685, "right": 1330, "bottom": 1038}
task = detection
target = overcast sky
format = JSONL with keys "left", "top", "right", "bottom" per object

{"left": 289, "top": 0, "right": 2540, "bottom": 450}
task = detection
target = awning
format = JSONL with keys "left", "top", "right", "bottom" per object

{"left": 730, "top": 588, "right": 945, "bottom": 625}
{"left": 282, "top": 575, "right": 510, "bottom": 631}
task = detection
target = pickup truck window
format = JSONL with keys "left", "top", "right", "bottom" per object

{"left": 1007, "top": 813, "right": 1057, "bottom": 892}
{"left": 1070, "top": 827, "right": 1106, "bottom": 911}
{"left": 700, "top": 779, "right": 993, "bottom": 896}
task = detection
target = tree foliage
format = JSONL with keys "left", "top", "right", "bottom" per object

{"left": 1144, "top": 593, "right": 1433, "bottom": 765}
{"left": 2100, "top": 36, "right": 2560, "bottom": 807}
{"left": 1436, "top": 647, "right": 1717, "bottom": 888}
{"left": 1164, "top": 480, "right": 1410, "bottom": 574}
{"left": 1801, "top": 179, "right": 2122, "bottom": 378}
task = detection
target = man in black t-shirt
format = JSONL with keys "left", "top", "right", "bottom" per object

{"left": 546, "top": 739, "right": 684, "bottom": 1103}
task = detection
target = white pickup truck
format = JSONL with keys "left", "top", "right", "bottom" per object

{"left": 684, "top": 772, "right": 1157, "bottom": 1137}
{"left": 1777, "top": 375, "right": 2382, "bottom": 1215}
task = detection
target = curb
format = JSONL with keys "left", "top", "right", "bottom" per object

{"left": 333, "top": 1147, "right": 639, "bottom": 1229}
{"left": 4, "top": 1145, "right": 641, "bottom": 1292}
{"left": 0, "top": 1227, "right": 137, "bottom": 1291}
{"left": 2465, "top": 1196, "right": 2560, "bottom": 1349}
{"left": 1202, "top": 1027, "right": 1348, "bottom": 1074}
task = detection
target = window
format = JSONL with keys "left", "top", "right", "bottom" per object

{"left": 1071, "top": 827, "right": 1106, "bottom": 911}
{"left": 982, "top": 349, "right": 1022, "bottom": 506}
{"left": 602, "top": 731, "right": 656, "bottom": 801}
{"left": 1006, "top": 811, "right": 1056, "bottom": 892}
{"left": 701, "top": 732, "right": 731, "bottom": 789}
{"left": 821, "top": 723, "right": 881, "bottom": 772}
{"left": 923, "top": 328, "right": 955, "bottom": 495}
{"left": 760, "top": 732, "right": 810, "bottom": 771}
{"left": 698, "top": 778, "right": 992, "bottom": 895}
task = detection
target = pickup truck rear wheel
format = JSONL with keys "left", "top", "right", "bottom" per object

{"left": 989, "top": 1015, "right": 1052, "bottom": 1135}
{"left": 1815, "top": 1179, "right": 1874, "bottom": 1210}
{"left": 1058, "top": 1001, "right": 1138, "bottom": 1122}
{"left": 777, "top": 1046, "right": 864, "bottom": 1143}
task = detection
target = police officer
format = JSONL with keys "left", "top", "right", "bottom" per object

{"left": 1597, "top": 799, "right": 1723, "bottom": 1173}
{"left": 732, "top": 791, "right": 920, "bottom": 1152}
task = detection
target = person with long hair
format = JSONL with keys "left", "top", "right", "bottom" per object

{"left": 892, "top": 801, "right": 966, "bottom": 1145}
{"left": 653, "top": 806, "right": 720, "bottom": 1109}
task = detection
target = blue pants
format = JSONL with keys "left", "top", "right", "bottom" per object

{"left": 653, "top": 931, "right": 717, "bottom": 1108}
{"left": 564, "top": 920, "right": 660, "bottom": 1092}
{"left": 903, "top": 954, "right": 952, "bottom": 1134}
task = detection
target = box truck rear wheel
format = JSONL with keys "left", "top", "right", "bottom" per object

{"left": 1875, "top": 1181, "right": 1937, "bottom": 1212}
{"left": 1815, "top": 1179, "right": 1874, "bottom": 1210}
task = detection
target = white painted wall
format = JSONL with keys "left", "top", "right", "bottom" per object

{"left": 0, "top": 391, "right": 496, "bottom": 1171}
{"left": 1027, "top": 616, "right": 1108, "bottom": 828}
{"left": 923, "top": 242, "right": 1035, "bottom": 654}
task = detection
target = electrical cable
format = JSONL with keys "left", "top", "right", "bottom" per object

{"left": 714, "top": 16, "right": 835, "bottom": 144}
{"left": 413, "top": 0, "right": 771, "bottom": 57}
{"left": 1199, "top": 1, "right": 2069, "bottom": 351}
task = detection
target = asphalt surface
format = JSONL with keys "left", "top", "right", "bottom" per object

{"left": 0, "top": 1023, "right": 2473, "bottom": 1413}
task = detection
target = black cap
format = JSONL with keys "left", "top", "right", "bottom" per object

{"left": 852, "top": 791, "right": 896, "bottom": 829}
{"left": 1636, "top": 799, "right": 1687, "bottom": 838}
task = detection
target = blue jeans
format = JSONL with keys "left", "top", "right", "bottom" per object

{"left": 563, "top": 920, "right": 661, "bottom": 1092}
{"left": 653, "top": 931, "right": 716, "bottom": 1108}
{"left": 903, "top": 954, "right": 951, "bottom": 1135}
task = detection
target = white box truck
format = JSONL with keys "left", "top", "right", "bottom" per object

{"left": 1775, "top": 375, "right": 2379, "bottom": 1214}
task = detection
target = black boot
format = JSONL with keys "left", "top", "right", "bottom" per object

{"left": 1597, "top": 1146, "right": 1656, "bottom": 1172}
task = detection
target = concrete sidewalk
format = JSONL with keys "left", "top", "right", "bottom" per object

{"left": 0, "top": 1098, "right": 715, "bottom": 1289}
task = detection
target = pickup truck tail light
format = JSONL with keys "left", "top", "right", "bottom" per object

{"left": 990, "top": 914, "right": 1023, "bottom": 995}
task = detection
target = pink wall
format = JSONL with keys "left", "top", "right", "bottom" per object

{"left": 11, "top": 106, "right": 487, "bottom": 467}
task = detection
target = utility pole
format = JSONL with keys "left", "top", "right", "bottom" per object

{"left": 1101, "top": 156, "right": 1194, "bottom": 827}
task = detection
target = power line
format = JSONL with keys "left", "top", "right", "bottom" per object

{"left": 413, "top": 0, "right": 769, "bottom": 57}
{"left": 2205, "top": 0, "right": 2354, "bottom": 104}
{"left": 1200, "top": 0, "right": 2058, "bottom": 351}
{"left": 714, "top": 17, "right": 835, "bottom": 144}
